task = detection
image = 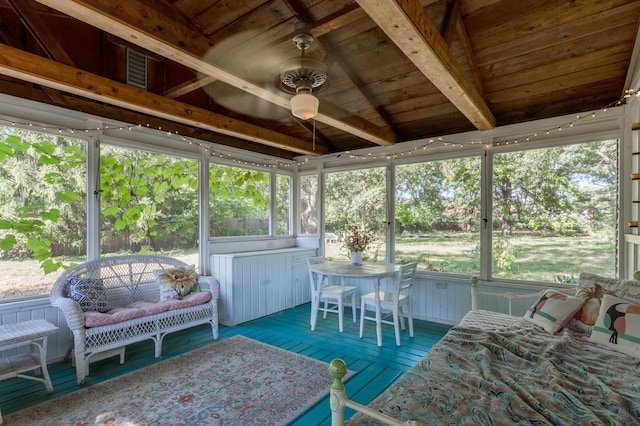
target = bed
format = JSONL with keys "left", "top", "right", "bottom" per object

{"left": 329, "top": 273, "right": 640, "bottom": 425}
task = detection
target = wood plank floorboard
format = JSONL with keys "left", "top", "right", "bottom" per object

{"left": 0, "top": 303, "right": 450, "bottom": 425}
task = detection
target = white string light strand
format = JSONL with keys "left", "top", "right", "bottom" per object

{"left": 0, "top": 119, "right": 294, "bottom": 169}
{"left": 1, "top": 86, "right": 637, "bottom": 167}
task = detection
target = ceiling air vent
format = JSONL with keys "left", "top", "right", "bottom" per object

{"left": 126, "top": 48, "right": 147, "bottom": 90}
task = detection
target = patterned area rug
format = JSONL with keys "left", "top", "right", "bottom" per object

{"left": 5, "top": 335, "right": 346, "bottom": 425}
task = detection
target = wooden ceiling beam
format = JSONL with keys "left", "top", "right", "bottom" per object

{"left": 439, "top": 0, "right": 485, "bottom": 95}
{"left": 164, "top": 3, "right": 366, "bottom": 100}
{"left": 163, "top": 75, "right": 216, "bottom": 99}
{"left": 452, "top": 2, "right": 486, "bottom": 97}
{"left": 266, "top": 3, "right": 367, "bottom": 50}
{"left": 0, "top": 78, "right": 299, "bottom": 159}
{"left": 440, "top": 0, "right": 458, "bottom": 45}
{"left": 0, "top": 43, "right": 326, "bottom": 156}
{"left": 283, "top": 0, "right": 399, "bottom": 135}
{"left": 5, "top": 0, "right": 72, "bottom": 105}
{"left": 356, "top": 0, "right": 495, "bottom": 130}
{"left": 7, "top": 0, "right": 75, "bottom": 66}
{"left": 31, "top": 0, "right": 396, "bottom": 147}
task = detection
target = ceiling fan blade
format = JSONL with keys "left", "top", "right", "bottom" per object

{"left": 199, "top": 30, "right": 293, "bottom": 120}
{"left": 204, "top": 81, "right": 290, "bottom": 121}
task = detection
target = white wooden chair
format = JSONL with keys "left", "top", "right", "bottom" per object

{"left": 307, "top": 257, "right": 357, "bottom": 332}
{"left": 359, "top": 262, "right": 416, "bottom": 346}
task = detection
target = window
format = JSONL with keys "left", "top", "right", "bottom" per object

{"left": 276, "top": 174, "right": 291, "bottom": 235}
{"left": 395, "top": 157, "right": 481, "bottom": 274}
{"left": 491, "top": 140, "right": 618, "bottom": 283}
{"left": 324, "top": 168, "right": 386, "bottom": 262}
{"left": 0, "top": 128, "right": 87, "bottom": 299}
{"left": 100, "top": 145, "right": 200, "bottom": 267}
{"left": 209, "top": 164, "right": 270, "bottom": 237}
{"left": 300, "top": 174, "right": 318, "bottom": 234}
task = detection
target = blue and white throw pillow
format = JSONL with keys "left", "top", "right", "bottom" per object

{"left": 66, "top": 277, "right": 111, "bottom": 313}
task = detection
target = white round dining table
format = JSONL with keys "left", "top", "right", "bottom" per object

{"left": 307, "top": 261, "right": 398, "bottom": 346}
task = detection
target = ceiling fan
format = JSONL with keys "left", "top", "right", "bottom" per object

{"left": 200, "top": 29, "right": 329, "bottom": 122}
{"left": 280, "top": 33, "right": 327, "bottom": 120}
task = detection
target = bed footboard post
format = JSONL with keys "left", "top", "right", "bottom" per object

{"left": 329, "top": 359, "right": 348, "bottom": 426}
{"left": 471, "top": 276, "right": 479, "bottom": 311}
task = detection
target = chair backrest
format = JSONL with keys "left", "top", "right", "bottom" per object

{"left": 394, "top": 262, "right": 417, "bottom": 301}
{"left": 307, "top": 256, "right": 326, "bottom": 294}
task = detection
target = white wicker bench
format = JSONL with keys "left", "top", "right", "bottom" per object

{"left": 50, "top": 255, "right": 219, "bottom": 385}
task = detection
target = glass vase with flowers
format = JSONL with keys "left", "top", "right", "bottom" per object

{"left": 343, "top": 225, "right": 373, "bottom": 265}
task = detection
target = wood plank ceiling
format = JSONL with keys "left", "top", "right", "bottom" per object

{"left": 0, "top": 0, "right": 637, "bottom": 159}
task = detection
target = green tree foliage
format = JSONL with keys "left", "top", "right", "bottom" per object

{"left": 443, "top": 157, "right": 482, "bottom": 232}
{"left": 396, "top": 162, "right": 445, "bottom": 231}
{"left": 275, "top": 174, "right": 291, "bottom": 235}
{"left": 99, "top": 145, "right": 199, "bottom": 252}
{"left": 324, "top": 168, "right": 386, "bottom": 235}
{"left": 493, "top": 141, "right": 617, "bottom": 236}
{"left": 299, "top": 175, "right": 318, "bottom": 234}
{"left": 208, "top": 165, "right": 270, "bottom": 236}
{"left": 395, "top": 157, "right": 481, "bottom": 233}
{"left": 0, "top": 128, "right": 279, "bottom": 279}
{"left": 392, "top": 141, "right": 616, "bottom": 239}
{"left": 0, "top": 130, "right": 86, "bottom": 273}
{"left": 0, "top": 123, "right": 618, "bottom": 283}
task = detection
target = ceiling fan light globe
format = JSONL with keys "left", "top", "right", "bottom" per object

{"left": 290, "top": 93, "right": 319, "bottom": 120}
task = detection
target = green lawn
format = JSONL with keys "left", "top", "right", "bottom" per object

{"left": 491, "top": 234, "right": 615, "bottom": 283}
{"left": 1, "top": 235, "right": 617, "bottom": 299}
{"left": 325, "top": 232, "right": 615, "bottom": 284}
{"left": 0, "top": 248, "right": 200, "bottom": 299}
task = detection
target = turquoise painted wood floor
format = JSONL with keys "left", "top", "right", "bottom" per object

{"left": 0, "top": 303, "right": 450, "bottom": 425}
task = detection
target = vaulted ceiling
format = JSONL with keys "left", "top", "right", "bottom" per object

{"left": 0, "top": 0, "right": 637, "bottom": 159}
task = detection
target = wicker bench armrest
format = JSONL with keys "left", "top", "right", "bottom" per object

{"left": 197, "top": 276, "right": 220, "bottom": 299}
{"left": 50, "top": 296, "right": 85, "bottom": 331}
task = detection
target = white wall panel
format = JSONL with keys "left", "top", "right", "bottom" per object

{"left": 0, "top": 270, "right": 562, "bottom": 363}
{"left": 0, "top": 298, "right": 70, "bottom": 363}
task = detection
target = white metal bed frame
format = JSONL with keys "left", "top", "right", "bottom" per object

{"left": 328, "top": 282, "right": 542, "bottom": 426}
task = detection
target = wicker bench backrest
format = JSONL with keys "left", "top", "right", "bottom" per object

{"left": 51, "top": 254, "right": 191, "bottom": 307}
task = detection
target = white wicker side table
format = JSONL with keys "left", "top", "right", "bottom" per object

{"left": 0, "top": 319, "right": 58, "bottom": 423}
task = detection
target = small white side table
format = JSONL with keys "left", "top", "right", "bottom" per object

{"left": 0, "top": 319, "right": 58, "bottom": 423}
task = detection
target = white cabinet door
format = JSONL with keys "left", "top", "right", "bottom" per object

{"left": 212, "top": 248, "right": 316, "bottom": 326}
{"left": 292, "top": 254, "right": 311, "bottom": 307}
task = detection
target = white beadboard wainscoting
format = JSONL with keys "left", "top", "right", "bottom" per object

{"left": 0, "top": 297, "right": 71, "bottom": 363}
{"left": 341, "top": 274, "right": 548, "bottom": 326}
{"left": 0, "top": 274, "right": 551, "bottom": 363}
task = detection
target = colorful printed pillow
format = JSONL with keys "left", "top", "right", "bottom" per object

{"left": 524, "top": 289, "right": 585, "bottom": 333}
{"left": 154, "top": 267, "right": 199, "bottom": 300}
{"left": 574, "top": 273, "right": 619, "bottom": 325}
{"left": 66, "top": 277, "right": 111, "bottom": 313}
{"left": 590, "top": 294, "right": 640, "bottom": 357}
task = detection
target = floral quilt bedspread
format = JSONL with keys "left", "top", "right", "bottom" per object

{"left": 348, "top": 310, "right": 640, "bottom": 425}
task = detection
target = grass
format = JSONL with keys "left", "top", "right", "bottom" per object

{"left": 492, "top": 234, "right": 615, "bottom": 282}
{"left": 0, "top": 233, "right": 616, "bottom": 298}
{"left": 325, "top": 232, "right": 615, "bottom": 283}
{"left": 0, "top": 249, "right": 200, "bottom": 299}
